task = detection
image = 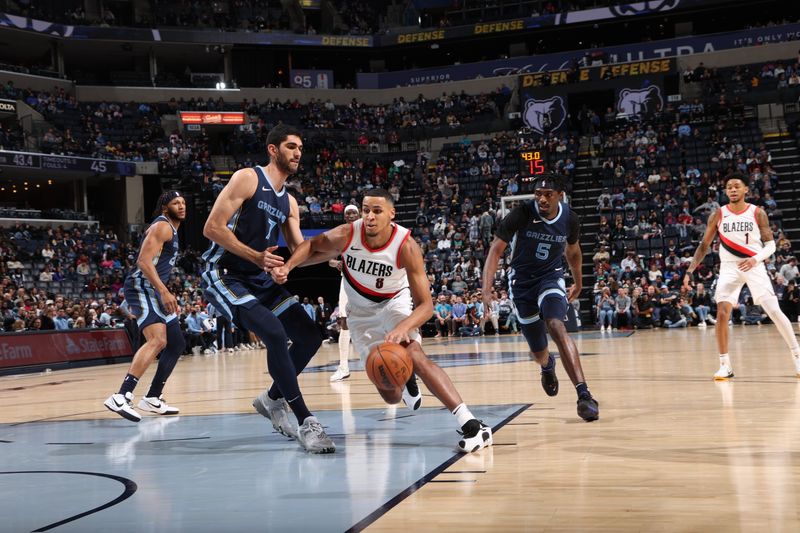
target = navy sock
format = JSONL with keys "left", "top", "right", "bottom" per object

{"left": 146, "top": 322, "right": 185, "bottom": 398}
{"left": 118, "top": 373, "right": 139, "bottom": 396}
{"left": 286, "top": 395, "right": 312, "bottom": 424}
{"left": 576, "top": 382, "right": 589, "bottom": 398}
{"left": 542, "top": 354, "right": 555, "bottom": 372}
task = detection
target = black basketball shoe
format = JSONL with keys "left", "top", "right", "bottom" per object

{"left": 577, "top": 393, "right": 599, "bottom": 422}
{"left": 540, "top": 353, "right": 559, "bottom": 397}
{"left": 402, "top": 373, "right": 422, "bottom": 410}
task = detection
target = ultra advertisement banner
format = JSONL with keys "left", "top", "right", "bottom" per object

{"left": 358, "top": 22, "right": 800, "bottom": 88}
{"left": 0, "top": 329, "right": 133, "bottom": 370}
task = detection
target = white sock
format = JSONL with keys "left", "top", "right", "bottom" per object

{"left": 338, "top": 328, "right": 351, "bottom": 370}
{"left": 759, "top": 296, "right": 800, "bottom": 355}
{"left": 719, "top": 353, "right": 731, "bottom": 368}
{"left": 452, "top": 403, "right": 474, "bottom": 427}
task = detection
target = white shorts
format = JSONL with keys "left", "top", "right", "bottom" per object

{"left": 715, "top": 262, "right": 775, "bottom": 305}
{"left": 338, "top": 278, "right": 348, "bottom": 319}
{"left": 346, "top": 288, "right": 422, "bottom": 360}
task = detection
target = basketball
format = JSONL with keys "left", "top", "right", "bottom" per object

{"left": 365, "top": 343, "right": 413, "bottom": 391}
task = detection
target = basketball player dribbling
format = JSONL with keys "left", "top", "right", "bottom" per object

{"left": 271, "top": 188, "right": 493, "bottom": 453}
{"left": 684, "top": 173, "right": 800, "bottom": 379}
{"left": 104, "top": 191, "right": 187, "bottom": 422}
{"left": 329, "top": 204, "right": 361, "bottom": 382}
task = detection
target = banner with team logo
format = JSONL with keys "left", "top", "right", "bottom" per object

{"left": 518, "top": 62, "right": 668, "bottom": 133}
{"left": 615, "top": 84, "right": 665, "bottom": 117}
{"left": 0, "top": 329, "right": 133, "bottom": 370}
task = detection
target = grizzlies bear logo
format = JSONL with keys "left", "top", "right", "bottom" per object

{"left": 610, "top": 0, "right": 680, "bottom": 17}
{"left": 617, "top": 86, "right": 663, "bottom": 116}
{"left": 523, "top": 96, "right": 567, "bottom": 134}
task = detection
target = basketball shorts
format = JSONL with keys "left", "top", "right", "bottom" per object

{"left": 346, "top": 288, "right": 422, "bottom": 360}
{"left": 123, "top": 276, "right": 178, "bottom": 329}
{"left": 202, "top": 268, "right": 297, "bottom": 327}
{"left": 512, "top": 276, "right": 568, "bottom": 353}
{"left": 338, "top": 277, "right": 348, "bottom": 319}
{"left": 714, "top": 262, "right": 775, "bottom": 305}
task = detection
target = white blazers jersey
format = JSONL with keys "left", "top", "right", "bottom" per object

{"left": 341, "top": 219, "right": 411, "bottom": 307}
{"left": 717, "top": 203, "right": 762, "bottom": 262}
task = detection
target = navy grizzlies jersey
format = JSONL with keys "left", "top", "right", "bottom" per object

{"left": 129, "top": 215, "right": 179, "bottom": 285}
{"left": 495, "top": 201, "right": 580, "bottom": 287}
{"left": 203, "top": 166, "right": 290, "bottom": 275}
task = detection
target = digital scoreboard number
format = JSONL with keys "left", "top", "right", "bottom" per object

{"left": 519, "top": 150, "right": 546, "bottom": 180}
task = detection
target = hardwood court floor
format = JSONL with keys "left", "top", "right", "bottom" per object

{"left": 2, "top": 326, "right": 800, "bottom": 531}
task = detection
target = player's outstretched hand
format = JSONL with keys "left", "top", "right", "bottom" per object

{"left": 270, "top": 266, "right": 289, "bottom": 285}
{"left": 385, "top": 327, "right": 411, "bottom": 345}
{"left": 682, "top": 273, "right": 693, "bottom": 290}
{"left": 566, "top": 284, "right": 582, "bottom": 303}
{"left": 737, "top": 258, "right": 757, "bottom": 272}
{"left": 159, "top": 289, "right": 179, "bottom": 315}
{"left": 260, "top": 245, "right": 284, "bottom": 271}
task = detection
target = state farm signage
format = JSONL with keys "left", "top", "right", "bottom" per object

{"left": 179, "top": 111, "right": 245, "bottom": 125}
{"left": 0, "top": 329, "right": 133, "bottom": 369}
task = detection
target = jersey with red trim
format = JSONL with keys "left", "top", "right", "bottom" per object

{"left": 341, "top": 219, "right": 411, "bottom": 305}
{"left": 717, "top": 203, "right": 761, "bottom": 262}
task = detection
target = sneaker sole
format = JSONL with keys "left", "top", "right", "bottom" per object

{"left": 713, "top": 373, "right": 734, "bottom": 381}
{"left": 458, "top": 430, "right": 493, "bottom": 453}
{"left": 303, "top": 444, "right": 336, "bottom": 454}
{"left": 138, "top": 403, "right": 180, "bottom": 415}
{"left": 329, "top": 374, "right": 350, "bottom": 382}
{"left": 104, "top": 402, "right": 141, "bottom": 423}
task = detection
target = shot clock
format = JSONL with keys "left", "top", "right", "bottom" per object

{"left": 519, "top": 150, "right": 546, "bottom": 179}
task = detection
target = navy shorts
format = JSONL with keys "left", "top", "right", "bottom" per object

{"left": 511, "top": 276, "right": 568, "bottom": 353}
{"left": 202, "top": 268, "right": 296, "bottom": 327}
{"left": 123, "top": 277, "right": 178, "bottom": 329}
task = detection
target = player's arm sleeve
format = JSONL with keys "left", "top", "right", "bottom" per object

{"left": 494, "top": 205, "right": 531, "bottom": 243}
{"left": 567, "top": 209, "right": 581, "bottom": 245}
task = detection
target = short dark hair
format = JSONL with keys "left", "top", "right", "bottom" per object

{"left": 266, "top": 124, "right": 302, "bottom": 150}
{"left": 362, "top": 187, "right": 395, "bottom": 206}
{"left": 725, "top": 172, "right": 749, "bottom": 187}
{"left": 535, "top": 174, "right": 565, "bottom": 192}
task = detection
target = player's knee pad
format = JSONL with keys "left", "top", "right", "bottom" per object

{"left": 520, "top": 319, "right": 548, "bottom": 353}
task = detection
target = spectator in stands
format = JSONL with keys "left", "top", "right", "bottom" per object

{"left": 740, "top": 296, "right": 767, "bottom": 325}
{"left": 779, "top": 257, "right": 799, "bottom": 284}
{"left": 434, "top": 294, "right": 452, "bottom": 338}
{"left": 614, "top": 288, "right": 632, "bottom": 329}
{"left": 782, "top": 280, "right": 800, "bottom": 321}
{"left": 662, "top": 299, "right": 689, "bottom": 328}
{"left": 693, "top": 283, "right": 714, "bottom": 326}
{"left": 597, "top": 288, "right": 615, "bottom": 331}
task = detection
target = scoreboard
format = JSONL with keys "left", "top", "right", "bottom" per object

{"left": 518, "top": 150, "right": 546, "bottom": 180}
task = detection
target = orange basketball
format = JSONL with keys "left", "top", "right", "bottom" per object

{"left": 366, "top": 342, "right": 413, "bottom": 391}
